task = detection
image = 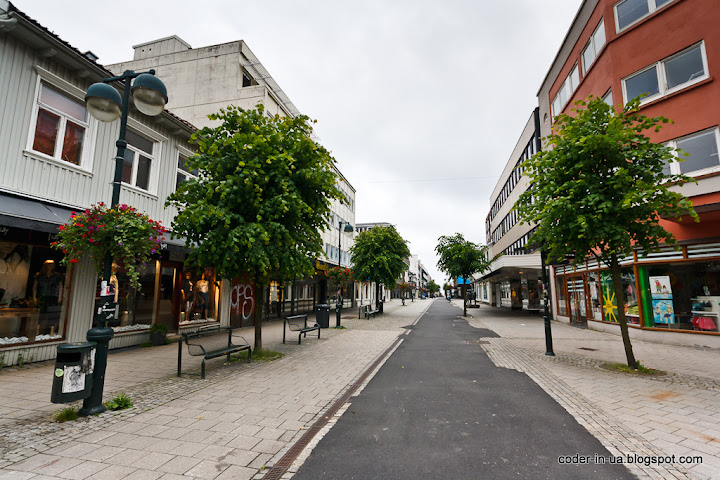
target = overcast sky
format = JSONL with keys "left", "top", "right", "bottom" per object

{"left": 17, "top": 0, "right": 580, "bottom": 284}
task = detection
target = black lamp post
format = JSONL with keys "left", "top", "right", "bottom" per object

{"left": 540, "top": 248, "right": 555, "bottom": 356}
{"left": 78, "top": 70, "right": 168, "bottom": 416}
{"left": 335, "top": 221, "right": 353, "bottom": 327}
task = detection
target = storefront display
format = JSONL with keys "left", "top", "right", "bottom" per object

{"left": 179, "top": 267, "right": 218, "bottom": 326}
{"left": 0, "top": 239, "right": 67, "bottom": 345}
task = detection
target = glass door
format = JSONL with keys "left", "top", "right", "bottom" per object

{"left": 568, "top": 275, "right": 588, "bottom": 327}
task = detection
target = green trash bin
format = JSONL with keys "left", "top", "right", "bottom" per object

{"left": 51, "top": 342, "right": 96, "bottom": 404}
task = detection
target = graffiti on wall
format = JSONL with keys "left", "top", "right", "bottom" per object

{"left": 230, "top": 283, "right": 255, "bottom": 320}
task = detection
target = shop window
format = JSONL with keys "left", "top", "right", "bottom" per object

{"left": 179, "top": 267, "right": 217, "bottom": 326}
{"left": 555, "top": 276, "right": 567, "bottom": 316}
{"left": 615, "top": 0, "right": 674, "bottom": 32}
{"left": 107, "top": 263, "right": 157, "bottom": 332}
{"left": 0, "top": 241, "right": 67, "bottom": 346}
{"left": 622, "top": 43, "right": 708, "bottom": 105}
{"left": 643, "top": 262, "right": 720, "bottom": 332}
{"left": 665, "top": 128, "right": 720, "bottom": 177}
{"left": 122, "top": 129, "right": 156, "bottom": 191}
{"left": 587, "top": 272, "right": 602, "bottom": 320}
{"left": 28, "top": 82, "right": 89, "bottom": 167}
{"left": 600, "top": 269, "right": 638, "bottom": 324}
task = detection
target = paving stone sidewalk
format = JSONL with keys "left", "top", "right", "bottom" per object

{"left": 0, "top": 299, "right": 430, "bottom": 480}
{"left": 460, "top": 301, "right": 720, "bottom": 480}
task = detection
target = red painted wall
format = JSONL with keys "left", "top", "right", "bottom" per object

{"left": 547, "top": 0, "right": 720, "bottom": 242}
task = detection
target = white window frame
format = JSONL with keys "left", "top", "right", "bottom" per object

{"left": 614, "top": 0, "right": 675, "bottom": 33}
{"left": 122, "top": 118, "right": 165, "bottom": 196}
{"left": 551, "top": 63, "right": 580, "bottom": 118}
{"left": 582, "top": 19, "right": 606, "bottom": 74}
{"left": 175, "top": 146, "right": 197, "bottom": 192}
{"left": 622, "top": 42, "right": 708, "bottom": 106}
{"left": 665, "top": 127, "right": 720, "bottom": 177}
{"left": 26, "top": 67, "right": 97, "bottom": 172}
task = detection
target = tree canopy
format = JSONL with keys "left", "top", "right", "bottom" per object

{"left": 167, "top": 104, "right": 343, "bottom": 348}
{"left": 435, "top": 233, "right": 490, "bottom": 316}
{"left": 516, "top": 96, "right": 697, "bottom": 368}
{"left": 426, "top": 280, "right": 440, "bottom": 295}
{"left": 350, "top": 225, "right": 410, "bottom": 309}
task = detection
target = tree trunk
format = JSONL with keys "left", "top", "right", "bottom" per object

{"left": 610, "top": 253, "right": 638, "bottom": 369}
{"left": 462, "top": 284, "right": 467, "bottom": 317}
{"left": 254, "top": 281, "right": 265, "bottom": 352}
{"left": 375, "top": 282, "right": 381, "bottom": 310}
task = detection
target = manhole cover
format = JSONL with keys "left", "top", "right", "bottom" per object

{"left": 578, "top": 347, "right": 598, "bottom": 351}
{"left": 466, "top": 340, "right": 490, "bottom": 344}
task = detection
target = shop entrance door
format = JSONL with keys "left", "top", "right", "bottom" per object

{"left": 156, "top": 262, "right": 182, "bottom": 331}
{"left": 568, "top": 275, "right": 588, "bottom": 327}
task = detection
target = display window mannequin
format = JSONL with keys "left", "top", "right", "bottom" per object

{"left": 181, "top": 272, "right": 194, "bottom": 317}
{"left": 195, "top": 273, "right": 210, "bottom": 319}
{"left": 33, "top": 260, "right": 63, "bottom": 312}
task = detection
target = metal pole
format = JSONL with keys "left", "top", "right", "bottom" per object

{"left": 540, "top": 248, "right": 555, "bottom": 356}
{"left": 79, "top": 73, "right": 136, "bottom": 416}
{"left": 336, "top": 221, "right": 342, "bottom": 327}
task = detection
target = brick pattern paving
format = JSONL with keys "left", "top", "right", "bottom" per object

{"left": 0, "top": 299, "right": 430, "bottom": 480}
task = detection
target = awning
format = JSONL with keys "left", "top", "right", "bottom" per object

{"left": 0, "top": 193, "right": 75, "bottom": 233}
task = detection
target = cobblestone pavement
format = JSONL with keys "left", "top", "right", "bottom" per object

{"left": 461, "top": 301, "right": 720, "bottom": 480}
{"left": 0, "top": 299, "right": 429, "bottom": 479}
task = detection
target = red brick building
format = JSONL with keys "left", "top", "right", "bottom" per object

{"left": 537, "top": 0, "right": 720, "bottom": 346}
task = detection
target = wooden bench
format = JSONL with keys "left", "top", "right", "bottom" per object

{"left": 358, "top": 305, "right": 380, "bottom": 318}
{"left": 177, "top": 325, "right": 251, "bottom": 379}
{"left": 283, "top": 314, "right": 320, "bottom": 345}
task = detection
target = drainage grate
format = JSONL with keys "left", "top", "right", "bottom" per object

{"left": 578, "top": 347, "right": 598, "bottom": 351}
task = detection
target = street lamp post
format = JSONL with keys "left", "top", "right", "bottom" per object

{"left": 78, "top": 70, "right": 168, "bottom": 416}
{"left": 540, "top": 248, "right": 555, "bottom": 356}
{"left": 336, "top": 221, "right": 353, "bottom": 327}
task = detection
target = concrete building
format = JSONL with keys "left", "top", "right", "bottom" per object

{"left": 538, "top": 0, "right": 720, "bottom": 348}
{"left": 476, "top": 109, "right": 543, "bottom": 311}
{"left": 109, "top": 36, "right": 357, "bottom": 314}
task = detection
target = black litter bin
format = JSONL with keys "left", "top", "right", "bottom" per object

{"left": 51, "top": 342, "right": 96, "bottom": 404}
{"left": 315, "top": 304, "right": 330, "bottom": 328}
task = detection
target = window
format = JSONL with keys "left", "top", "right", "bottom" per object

{"left": 551, "top": 64, "right": 580, "bottom": 117}
{"left": 615, "top": 0, "right": 674, "bottom": 32}
{"left": 176, "top": 152, "right": 198, "bottom": 190}
{"left": 582, "top": 19, "right": 606, "bottom": 74}
{"left": 622, "top": 43, "right": 707, "bottom": 105}
{"left": 122, "top": 130, "right": 155, "bottom": 191}
{"left": 602, "top": 89, "right": 613, "bottom": 106}
{"left": 665, "top": 128, "right": 720, "bottom": 176}
{"left": 29, "top": 83, "right": 89, "bottom": 166}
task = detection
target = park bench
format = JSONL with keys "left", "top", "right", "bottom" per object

{"left": 177, "top": 325, "right": 251, "bottom": 379}
{"left": 358, "top": 304, "right": 380, "bottom": 318}
{"left": 283, "top": 314, "right": 320, "bottom": 345}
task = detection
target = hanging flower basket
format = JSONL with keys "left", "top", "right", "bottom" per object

{"left": 52, "top": 203, "right": 166, "bottom": 288}
{"left": 327, "top": 266, "right": 353, "bottom": 291}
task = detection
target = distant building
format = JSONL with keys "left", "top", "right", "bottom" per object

{"left": 110, "top": 36, "right": 357, "bottom": 311}
{"left": 476, "top": 109, "right": 542, "bottom": 311}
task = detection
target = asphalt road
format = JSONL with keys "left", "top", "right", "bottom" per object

{"left": 292, "top": 300, "right": 635, "bottom": 480}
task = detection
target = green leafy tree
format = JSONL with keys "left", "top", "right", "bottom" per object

{"left": 426, "top": 280, "right": 440, "bottom": 296}
{"left": 350, "top": 226, "right": 411, "bottom": 310}
{"left": 516, "top": 96, "right": 697, "bottom": 369}
{"left": 435, "top": 234, "right": 490, "bottom": 316}
{"left": 167, "top": 105, "right": 343, "bottom": 350}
